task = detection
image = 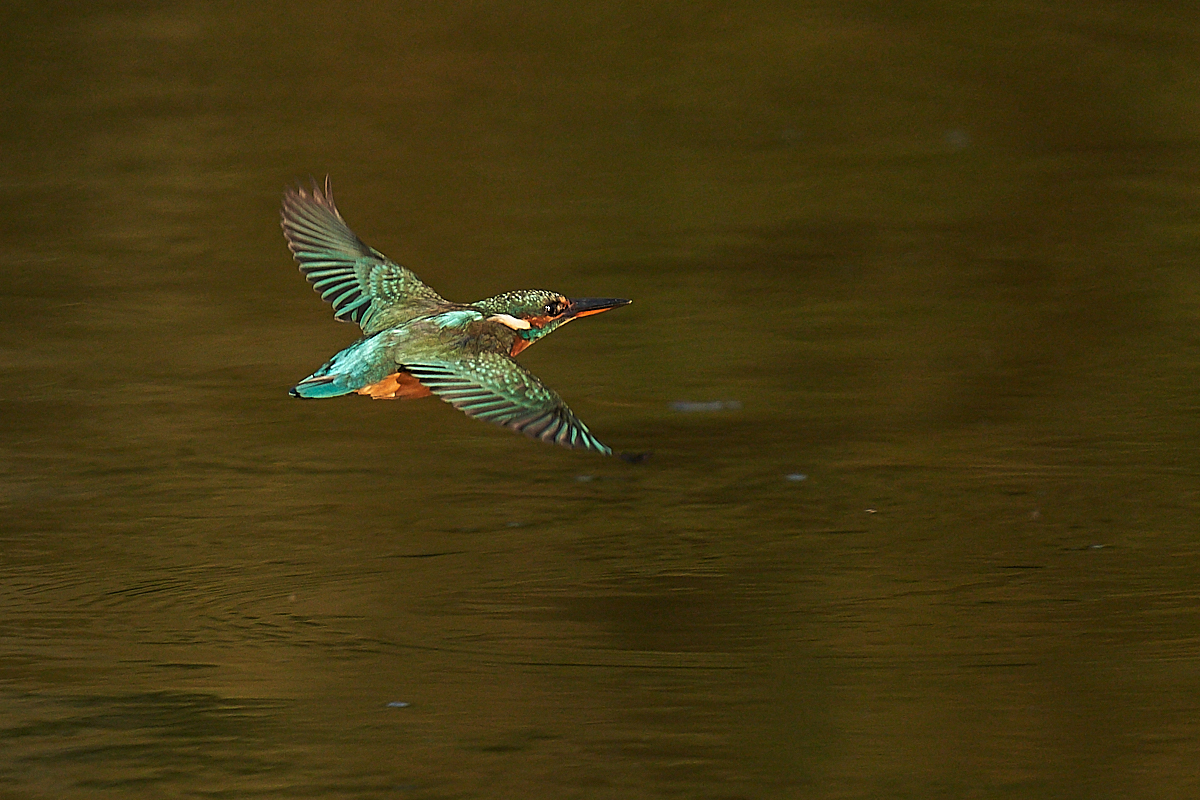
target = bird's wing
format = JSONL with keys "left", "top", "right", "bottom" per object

{"left": 281, "top": 178, "right": 446, "bottom": 334}
{"left": 403, "top": 354, "right": 611, "bottom": 454}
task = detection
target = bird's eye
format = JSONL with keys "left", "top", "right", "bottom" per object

{"left": 544, "top": 300, "right": 565, "bottom": 316}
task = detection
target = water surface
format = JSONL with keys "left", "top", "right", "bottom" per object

{"left": 3, "top": 2, "right": 1200, "bottom": 798}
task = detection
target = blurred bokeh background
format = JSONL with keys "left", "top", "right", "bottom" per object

{"left": 3, "top": 2, "right": 1200, "bottom": 797}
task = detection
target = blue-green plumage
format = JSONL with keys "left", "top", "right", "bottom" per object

{"left": 282, "top": 178, "right": 630, "bottom": 455}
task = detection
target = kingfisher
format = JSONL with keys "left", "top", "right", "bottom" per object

{"left": 281, "top": 178, "right": 630, "bottom": 455}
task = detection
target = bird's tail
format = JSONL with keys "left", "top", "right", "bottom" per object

{"left": 289, "top": 335, "right": 388, "bottom": 399}
{"left": 290, "top": 373, "right": 355, "bottom": 398}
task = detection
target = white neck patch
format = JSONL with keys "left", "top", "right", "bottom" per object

{"left": 488, "top": 313, "right": 532, "bottom": 331}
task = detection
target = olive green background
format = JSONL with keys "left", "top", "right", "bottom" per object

{"left": 3, "top": 2, "right": 1200, "bottom": 797}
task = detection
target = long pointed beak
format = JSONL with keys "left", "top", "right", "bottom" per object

{"left": 568, "top": 297, "right": 632, "bottom": 319}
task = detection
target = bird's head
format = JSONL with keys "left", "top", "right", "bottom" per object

{"left": 478, "top": 290, "right": 630, "bottom": 352}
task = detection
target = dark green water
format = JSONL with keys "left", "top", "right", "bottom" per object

{"left": 3, "top": 2, "right": 1200, "bottom": 797}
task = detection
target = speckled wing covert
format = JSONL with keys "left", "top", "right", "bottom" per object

{"left": 281, "top": 177, "right": 446, "bottom": 334}
{"left": 403, "top": 354, "right": 612, "bottom": 455}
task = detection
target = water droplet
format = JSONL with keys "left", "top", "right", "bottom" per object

{"left": 944, "top": 129, "right": 970, "bottom": 151}
{"left": 670, "top": 400, "right": 743, "bottom": 413}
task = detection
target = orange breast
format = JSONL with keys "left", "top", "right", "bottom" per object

{"left": 356, "top": 371, "right": 433, "bottom": 400}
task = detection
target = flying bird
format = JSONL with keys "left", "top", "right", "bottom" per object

{"left": 282, "top": 178, "right": 630, "bottom": 454}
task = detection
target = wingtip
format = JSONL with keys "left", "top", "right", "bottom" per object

{"left": 581, "top": 433, "right": 612, "bottom": 456}
{"left": 281, "top": 174, "right": 338, "bottom": 215}
{"left": 280, "top": 174, "right": 355, "bottom": 261}
{"left": 317, "top": 174, "right": 334, "bottom": 209}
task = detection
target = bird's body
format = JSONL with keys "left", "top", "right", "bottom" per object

{"left": 282, "top": 179, "right": 629, "bottom": 454}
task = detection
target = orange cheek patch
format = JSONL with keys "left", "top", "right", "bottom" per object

{"left": 356, "top": 371, "right": 434, "bottom": 400}
{"left": 509, "top": 314, "right": 564, "bottom": 356}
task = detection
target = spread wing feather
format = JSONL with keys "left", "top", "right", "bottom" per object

{"left": 403, "top": 355, "right": 611, "bottom": 455}
{"left": 281, "top": 177, "right": 446, "bottom": 334}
